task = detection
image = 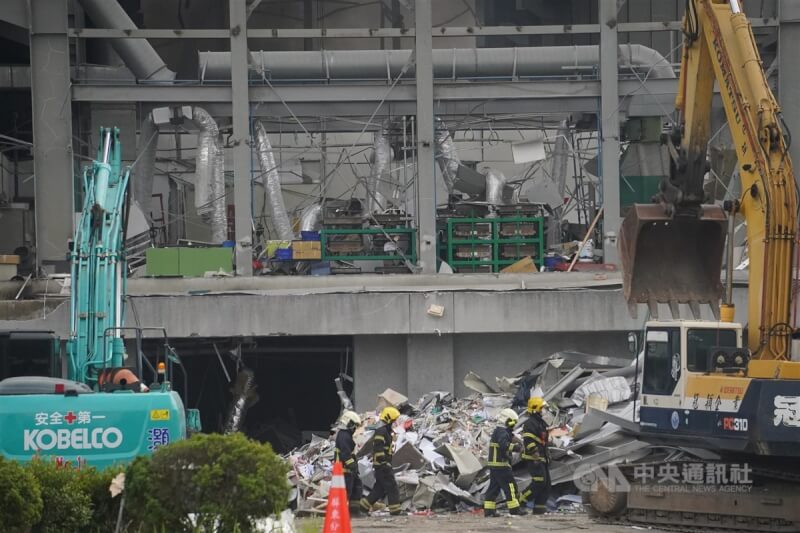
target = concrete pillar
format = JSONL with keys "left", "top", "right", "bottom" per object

{"left": 406, "top": 333, "right": 454, "bottom": 402}
{"left": 29, "top": 0, "right": 74, "bottom": 272}
{"left": 353, "top": 335, "right": 408, "bottom": 411}
{"left": 229, "top": 0, "right": 253, "bottom": 275}
{"left": 780, "top": 0, "right": 800, "bottom": 187}
{"left": 414, "top": 0, "right": 437, "bottom": 274}
{"left": 599, "top": 0, "right": 621, "bottom": 265}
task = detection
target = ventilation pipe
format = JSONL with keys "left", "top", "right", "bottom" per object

{"left": 548, "top": 121, "right": 571, "bottom": 246}
{"left": 367, "top": 121, "right": 392, "bottom": 213}
{"left": 484, "top": 169, "right": 507, "bottom": 217}
{"left": 78, "top": 0, "right": 175, "bottom": 81}
{"left": 435, "top": 118, "right": 460, "bottom": 195}
{"left": 193, "top": 107, "right": 228, "bottom": 243}
{"left": 299, "top": 204, "right": 323, "bottom": 232}
{"left": 133, "top": 113, "right": 158, "bottom": 222}
{"left": 199, "top": 44, "right": 674, "bottom": 81}
{"left": 254, "top": 121, "right": 294, "bottom": 241}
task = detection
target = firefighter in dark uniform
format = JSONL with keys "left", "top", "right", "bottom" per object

{"left": 484, "top": 408, "right": 527, "bottom": 517}
{"left": 520, "top": 397, "right": 551, "bottom": 514}
{"left": 360, "top": 406, "right": 402, "bottom": 515}
{"left": 335, "top": 410, "right": 363, "bottom": 514}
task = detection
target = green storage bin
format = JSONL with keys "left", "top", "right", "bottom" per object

{"left": 178, "top": 247, "right": 233, "bottom": 277}
{"left": 145, "top": 248, "right": 180, "bottom": 277}
{"left": 146, "top": 247, "right": 233, "bottom": 277}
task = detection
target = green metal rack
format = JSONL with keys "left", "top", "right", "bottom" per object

{"left": 444, "top": 216, "right": 544, "bottom": 273}
{"left": 320, "top": 227, "right": 417, "bottom": 262}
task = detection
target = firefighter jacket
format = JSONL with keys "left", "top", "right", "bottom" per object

{"left": 487, "top": 426, "right": 515, "bottom": 468}
{"left": 371, "top": 423, "right": 394, "bottom": 466}
{"left": 335, "top": 428, "right": 358, "bottom": 472}
{"left": 522, "top": 413, "right": 548, "bottom": 462}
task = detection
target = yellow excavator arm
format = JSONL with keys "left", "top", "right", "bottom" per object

{"left": 620, "top": 0, "right": 797, "bottom": 360}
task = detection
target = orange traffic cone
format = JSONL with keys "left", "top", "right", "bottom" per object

{"left": 323, "top": 461, "right": 352, "bottom": 533}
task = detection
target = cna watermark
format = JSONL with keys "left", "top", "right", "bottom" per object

{"left": 573, "top": 462, "right": 753, "bottom": 494}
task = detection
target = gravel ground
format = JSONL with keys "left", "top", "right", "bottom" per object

{"left": 299, "top": 511, "right": 669, "bottom": 532}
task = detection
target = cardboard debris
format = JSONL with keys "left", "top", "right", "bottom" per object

{"left": 284, "top": 349, "right": 710, "bottom": 515}
{"left": 463, "top": 371, "right": 496, "bottom": 394}
{"left": 500, "top": 256, "right": 537, "bottom": 273}
{"left": 377, "top": 388, "right": 408, "bottom": 410}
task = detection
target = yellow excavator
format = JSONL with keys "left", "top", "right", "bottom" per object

{"left": 587, "top": 1, "right": 800, "bottom": 530}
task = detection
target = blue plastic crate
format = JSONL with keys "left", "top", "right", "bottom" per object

{"left": 301, "top": 230, "right": 321, "bottom": 241}
{"left": 275, "top": 248, "right": 293, "bottom": 261}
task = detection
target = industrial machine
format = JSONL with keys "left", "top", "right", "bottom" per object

{"left": 587, "top": 0, "right": 800, "bottom": 530}
{"left": 0, "top": 128, "right": 198, "bottom": 469}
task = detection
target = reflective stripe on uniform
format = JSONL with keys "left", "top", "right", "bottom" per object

{"left": 507, "top": 484, "right": 520, "bottom": 509}
{"left": 487, "top": 461, "right": 510, "bottom": 467}
{"left": 523, "top": 432, "right": 543, "bottom": 444}
{"left": 483, "top": 500, "right": 497, "bottom": 510}
{"left": 520, "top": 454, "right": 546, "bottom": 461}
{"left": 388, "top": 504, "right": 402, "bottom": 511}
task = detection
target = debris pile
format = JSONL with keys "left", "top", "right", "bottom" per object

{"left": 284, "top": 350, "right": 702, "bottom": 515}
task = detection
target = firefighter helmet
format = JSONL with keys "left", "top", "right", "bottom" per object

{"left": 340, "top": 410, "right": 362, "bottom": 429}
{"left": 527, "top": 397, "right": 547, "bottom": 413}
{"left": 498, "top": 408, "right": 519, "bottom": 428}
{"left": 379, "top": 406, "right": 401, "bottom": 424}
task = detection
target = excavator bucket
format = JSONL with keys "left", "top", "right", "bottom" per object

{"left": 619, "top": 204, "right": 727, "bottom": 318}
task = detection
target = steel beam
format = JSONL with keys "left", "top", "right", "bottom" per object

{"left": 229, "top": 0, "right": 253, "bottom": 275}
{"left": 29, "top": 0, "right": 74, "bottom": 273}
{"left": 71, "top": 78, "right": 680, "bottom": 110}
{"left": 65, "top": 19, "right": 777, "bottom": 39}
{"left": 600, "top": 0, "right": 621, "bottom": 266}
{"left": 415, "top": 0, "right": 436, "bottom": 274}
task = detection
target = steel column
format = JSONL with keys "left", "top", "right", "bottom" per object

{"left": 229, "top": 0, "right": 253, "bottom": 275}
{"left": 415, "top": 0, "right": 436, "bottom": 274}
{"left": 780, "top": 0, "right": 800, "bottom": 188}
{"left": 599, "top": 0, "right": 621, "bottom": 265}
{"left": 29, "top": 0, "right": 74, "bottom": 272}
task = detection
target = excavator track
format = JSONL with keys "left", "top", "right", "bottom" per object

{"left": 585, "top": 461, "right": 800, "bottom": 533}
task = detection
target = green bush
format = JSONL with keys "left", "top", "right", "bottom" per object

{"left": 0, "top": 456, "right": 43, "bottom": 533}
{"left": 78, "top": 466, "right": 124, "bottom": 532}
{"left": 26, "top": 458, "right": 93, "bottom": 533}
{"left": 125, "top": 433, "right": 290, "bottom": 533}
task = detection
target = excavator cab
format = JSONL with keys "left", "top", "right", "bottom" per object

{"left": 618, "top": 203, "right": 728, "bottom": 318}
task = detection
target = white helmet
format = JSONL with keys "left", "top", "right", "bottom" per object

{"left": 340, "top": 410, "right": 362, "bottom": 429}
{"left": 498, "top": 408, "right": 519, "bottom": 428}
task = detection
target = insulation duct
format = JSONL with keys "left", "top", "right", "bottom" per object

{"left": 193, "top": 107, "right": 228, "bottom": 243}
{"left": 435, "top": 119, "right": 460, "bottom": 195}
{"left": 255, "top": 121, "right": 294, "bottom": 241}
{"left": 484, "top": 169, "right": 507, "bottom": 216}
{"left": 198, "top": 44, "right": 675, "bottom": 81}
{"left": 133, "top": 113, "right": 158, "bottom": 222}
{"left": 78, "top": 0, "right": 176, "bottom": 81}
{"left": 548, "top": 121, "right": 570, "bottom": 246}
{"left": 223, "top": 368, "right": 259, "bottom": 435}
{"left": 299, "top": 204, "right": 323, "bottom": 232}
{"left": 367, "top": 122, "right": 392, "bottom": 213}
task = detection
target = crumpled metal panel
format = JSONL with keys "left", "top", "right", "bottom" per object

{"left": 367, "top": 122, "right": 392, "bottom": 213}
{"left": 435, "top": 118, "right": 460, "bottom": 195}
{"left": 484, "top": 169, "right": 506, "bottom": 209}
{"left": 255, "top": 120, "right": 294, "bottom": 241}
{"left": 619, "top": 203, "right": 726, "bottom": 318}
